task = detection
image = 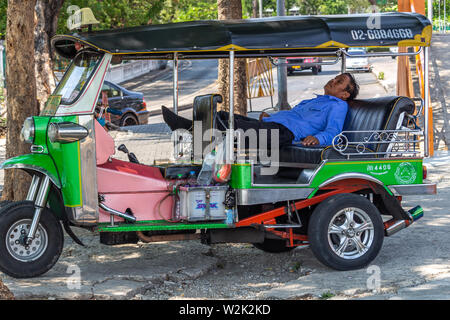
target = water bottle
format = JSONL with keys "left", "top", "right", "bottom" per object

{"left": 197, "top": 151, "right": 216, "bottom": 185}
{"left": 187, "top": 170, "right": 197, "bottom": 186}
{"left": 225, "top": 208, "right": 234, "bottom": 226}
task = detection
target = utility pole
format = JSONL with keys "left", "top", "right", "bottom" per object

{"left": 275, "top": 0, "right": 290, "bottom": 110}
{"left": 259, "top": 0, "right": 262, "bottom": 18}
{"left": 428, "top": 0, "right": 433, "bottom": 22}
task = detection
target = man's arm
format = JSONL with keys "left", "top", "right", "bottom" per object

{"left": 311, "top": 102, "right": 348, "bottom": 146}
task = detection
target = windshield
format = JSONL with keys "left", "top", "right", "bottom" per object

{"left": 42, "top": 51, "right": 102, "bottom": 115}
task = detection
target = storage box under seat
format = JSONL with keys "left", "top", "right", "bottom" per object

{"left": 178, "top": 186, "right": 228, "bottom": 221}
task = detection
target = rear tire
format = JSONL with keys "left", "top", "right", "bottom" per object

{"left": 312, "top": 67, "right": 319, "bottom": 75}
{"left": 0, "top": 201, "right": 64, "bottom": 278}
{"left": 120, "top": 113, "right": 138, "bottom": 127}
{"left": 307, "top": 193, "right": 384, "bottom": 271}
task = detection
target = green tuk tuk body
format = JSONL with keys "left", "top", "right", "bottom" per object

{"left": 0, "top": 12, "right": 436, "bottom": 278}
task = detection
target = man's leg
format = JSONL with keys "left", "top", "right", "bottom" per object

{"left": 162, "top": 106, "right": 192, "bottom": 131}
{"left": 161, "top": 107, "right": 293, "bottom": 149}
{"left": 215, "top": 111, "right": 258, "bottom": 131}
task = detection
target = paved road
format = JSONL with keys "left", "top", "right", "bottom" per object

{"left": 121, "top": 59, "right": 219, "bottom": 113}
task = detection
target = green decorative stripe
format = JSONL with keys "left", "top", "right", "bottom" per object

{"left": 310, "top": 159, "right": 423, "bottom": 187}
{"left": 47, "top": 115, "right": 83, "bottom": 207}
{"left": 98, "top": 220, "right": 230, "bottom": 232}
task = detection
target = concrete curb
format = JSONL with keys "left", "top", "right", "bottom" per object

{"left": 371, "top": 65, "right": 395, "bottom": 94}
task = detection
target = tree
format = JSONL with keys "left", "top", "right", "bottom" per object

{"left": 2, "top": 0, "right": 38, "bottom": 201}
{"left": 35, "top": 0, "right": 65, "bottom": 110}
{"left": 217, "top": 0, "right": 247, "bottom": 115}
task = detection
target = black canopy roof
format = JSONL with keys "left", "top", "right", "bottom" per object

{"left": 52, "top": 12, "right": 431, "bottom": 59}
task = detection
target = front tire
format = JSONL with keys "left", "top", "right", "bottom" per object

{"left": 307, "top": 193, "right": 384, "bottom": 271}
{"left": 0, "top": 201, "right": 64, "bottom": 278}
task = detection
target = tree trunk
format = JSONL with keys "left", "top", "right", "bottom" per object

{"left": 217, "top": 0, "right": 247, "bottom": 116}
{"left": 252, "top": 0, "right": 258, "bottom": 18}
{"left": 35, "top": 0, "right": 65, "bottom": 110}
{"left": 2, "top": 0, "right": 38, "bottom": 201}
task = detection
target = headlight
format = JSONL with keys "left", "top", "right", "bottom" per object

{"left": 48, "top": 122, "right": 89, "bottom": 143}
{"left": 20, "top": 117, "right": 35, "bottom": 143}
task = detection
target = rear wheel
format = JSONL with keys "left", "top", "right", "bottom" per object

{"left": 0, "top": 201, "right": 64, "bottom": 278}
{"left": 307, "top": 193, "right": 384, "bottom": 271}
{"left": 312, "top": 66, "right": 319, "bottom": 75}
{"left": 120, "top": 113, "right": 138, "bottom": 127}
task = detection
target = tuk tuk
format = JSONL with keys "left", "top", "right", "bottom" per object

{"left": 0, "top": 12, "right": 436, "bottom": 278}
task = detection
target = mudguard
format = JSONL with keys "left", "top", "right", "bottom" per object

{"left": 0, "top": 153, "right": 61, "bottom": 188}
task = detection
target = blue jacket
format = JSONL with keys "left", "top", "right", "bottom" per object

{"left": 262, "top": 94, "right": 348, "bottom": 146}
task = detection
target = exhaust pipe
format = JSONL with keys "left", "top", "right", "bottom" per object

{"left": 384, "top": 206, "right": 423, "bottom": 237}
{"left": 99, "top": 202, "right": 137, "bottom": 223}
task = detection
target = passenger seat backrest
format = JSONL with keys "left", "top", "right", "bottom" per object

{"left": 344, "top": 96, "right": 415, "bottom": 153}
{"left": 192, "top": 94, "right": 223, "bottom": 159}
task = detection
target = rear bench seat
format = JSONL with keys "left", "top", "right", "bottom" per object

{"left": 279, "top": 96, "right": 416, "bottom": 165}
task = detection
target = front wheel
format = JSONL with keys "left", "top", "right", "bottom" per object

{"left": 0, "top": 201, "right": 64, "bottom": 278}
{"left": 307, "top": 193, "right": 384, "bottom": 271}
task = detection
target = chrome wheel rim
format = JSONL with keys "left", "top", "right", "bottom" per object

{"left": 6, "top": 219, "right": 48, "bottom": 262}
{"left": 327, "top": 207, "right": 375, "bottom": 260}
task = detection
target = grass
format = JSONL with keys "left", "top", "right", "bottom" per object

{"left": 320, "top": 291, "right": 335, "bottom": 300}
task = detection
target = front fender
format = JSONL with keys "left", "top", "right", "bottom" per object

{"left": 0, "top": 153, "right": 61, "bottom": 189}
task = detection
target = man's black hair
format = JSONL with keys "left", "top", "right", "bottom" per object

{"left": 342, "top": 72, "right": 359, "bottom": 101}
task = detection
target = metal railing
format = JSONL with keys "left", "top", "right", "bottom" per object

{"left": 332, "top": 128, "right": 423, "bottom": 158}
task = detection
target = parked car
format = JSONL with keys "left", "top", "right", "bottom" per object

{"left": 286, "top": 57, "right": 322, "bottom": 75}
{"left": 100, "top": 80, "right": 149, "bottom": 126}
{"left": 389, "top": 47, "right": 399, "bottom": 59}
{"left": 346, "top": 49, "right": 372, "bottom": 72}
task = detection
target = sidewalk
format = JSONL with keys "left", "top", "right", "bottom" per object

{"left": 370, "top": 56, "right": 397, "bottom": 95}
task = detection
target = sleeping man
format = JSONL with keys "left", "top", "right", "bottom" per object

{"left": 162, "top": 72, "right": 359, "bottom": 151}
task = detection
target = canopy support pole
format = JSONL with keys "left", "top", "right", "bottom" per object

{"left": 227, "top": 50, "right": 235, "bottom": 164}
{"left": 423, "top": 46, "right": 430, "bottom": 157}
{"left": 173, "top": 52, "right": 179, "bottom": 114}
{"left": 341, "top": 51, "right": 346, "bottom": 73}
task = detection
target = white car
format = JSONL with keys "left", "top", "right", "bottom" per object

{"left": 389, "top": 47, "right": 399, "bottom": 59}
{"left": 346, "top": 50, "right": 371, "bottom": 72}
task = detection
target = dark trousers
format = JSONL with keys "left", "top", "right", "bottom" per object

{"left": 215, "top": 111, "right": 294, "bottom": 149}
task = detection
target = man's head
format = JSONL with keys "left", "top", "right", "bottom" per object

{"left": 324, "top": 73, "right": 359, "bottom": 101}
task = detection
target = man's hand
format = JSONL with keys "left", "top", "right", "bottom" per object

{"left": 301, "top": 136, "right": 319, "bottom": 146}
{"left": 258, "top": 112, "right": 270, "bottom": 121}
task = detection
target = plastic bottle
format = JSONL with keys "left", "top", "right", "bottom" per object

{"left": 225, "top": 208, "right": 235, "bottom": 226}
{"left": 196, "top": 151, "right": 216, "bottom": 185}
{"left": 187, "top": 170, "right": 197, "bottom": 186}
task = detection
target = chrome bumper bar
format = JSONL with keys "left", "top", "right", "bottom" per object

{"left": 388, "top": 183, "right": 437, "bottom": 196}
